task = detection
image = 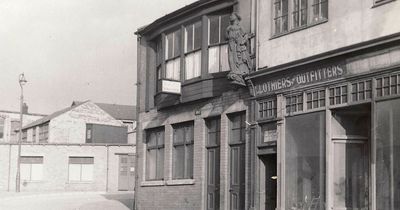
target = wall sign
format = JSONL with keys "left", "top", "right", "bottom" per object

{"left": 161, "top": 80, "right": 181, "bottom": 95}
{"left": 253, "top": 63, "right": 346, "bottom": 96}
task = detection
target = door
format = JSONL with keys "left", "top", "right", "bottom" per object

{"left": 261, "top": 154, "right": 277, "bottom": 210}
{"left": 207, "top": 146, "right": 220, "bottom": 210}
{"left": 230, "top": 144, "right": 245, "bottom": 210}
{"left": 118, "top": 154, "right": 135, "bottom": 191}
{"left": 332, "top": 141, "right": 369, "bottom": 210}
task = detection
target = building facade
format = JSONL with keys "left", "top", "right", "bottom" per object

{"left": 135, "top": 0, "right": 255, "bottom": 209}
{"left": 0, "top": 101, "right": 135, "bottom": 192}
{"left": 249, "top": 0, "right": 400, "bottom": 210}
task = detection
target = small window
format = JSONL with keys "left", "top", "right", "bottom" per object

{"left": 258, "top": 98, "right": 277, "bottom": 119}
{"left": 21, "top": 156, "right": 43, "bottom": 181}
{"left": 229, "top": 112, "right": 246, "bottom": 144}
{"left": 146, "top": 127, "right": 165, "bottom": 180}
{"left": 68, "top": 157, "right": 94, "bottom": 182}
{"left": 173, "top": 122, "right": 194, "bottom": 179}
{"left": 86, "top": 124, "right": 92, "bottom": 143}
{"left": 39, "top": 124, "right": 49, "bottom": 143}
{"left": 351, "top": 80, "right": 372, "bottom": 102}
{"left": 306, "top": 89, "right": 326, "bottom": 110}
{"left": 329, "top": 85, "right": 348, "bottom": 105}
{"left": 286, "top": 93, "right": 303, "bottom": 114}
{"left": 376, "top": 74, "right": 400, "bottom": 98}
{"left": 206, "top": 117, "right": 221, "bottom": 147}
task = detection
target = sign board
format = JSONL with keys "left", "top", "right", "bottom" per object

{"left": 253, "top": 63, "right": 346, "bottom": 96}
{"left": 161, "top": 80, "right": 181, "bottom": 95}
{"left": 263, "top": 129, "right": 277, "bottom": 143}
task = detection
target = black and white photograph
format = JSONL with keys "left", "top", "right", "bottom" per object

{"left": 1, "top": 0, "right": 400, "bottom": 209}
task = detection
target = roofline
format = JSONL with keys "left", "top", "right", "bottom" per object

{"left": 135, "top": 0, "right": 235, "bottom": 36}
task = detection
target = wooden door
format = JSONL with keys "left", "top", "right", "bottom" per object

{"left": 118, "top": 154, "right": 135, "bottom": 191}
{"left": 207, "top": 147, "right": 220, "bottom": 210}
{"left": 230, "top": 144, "right": 245, "bottom": 210}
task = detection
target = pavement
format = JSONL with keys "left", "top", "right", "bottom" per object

{"left": 0, "top": 191, "right": 134, "bottom": 210}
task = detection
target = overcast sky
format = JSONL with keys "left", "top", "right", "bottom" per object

{"left": 0, "top": 0, "right": 196, "bottom": 114}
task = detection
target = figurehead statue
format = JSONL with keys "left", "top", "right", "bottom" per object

{"left": 226, "top": 12, "right": 253, "bottom": 87}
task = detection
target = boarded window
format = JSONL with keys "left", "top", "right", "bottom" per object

{"left": 68, "top": 157, "right": 94, "bottom": 182}
{"left": 21, "top": 156, "right": 43, "bottom": 181}
{"left": 173, "top": 122, "right": 194, "bottom": 179}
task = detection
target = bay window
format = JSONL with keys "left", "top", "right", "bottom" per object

{"left": 208, "top": 14, "right": 230, "bottom": 73}
{"left": 184, "top": 21, "right": 202, "bottom": 80}
{"left": 165, "top": 30, "right": 181, "bottom": 81}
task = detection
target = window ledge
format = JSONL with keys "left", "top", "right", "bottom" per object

{"left": 141, "top": 180, "right": 165, "bottom": 187}
{"left": 270, "top": 19, "right": 328, "bottom": 40}
{"left": 67, "top": 181, "right": 94, "bottom": 184}
{"left": 166, "top": 179, "right": 195, "bottom": 186}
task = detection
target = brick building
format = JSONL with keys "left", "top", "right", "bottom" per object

{"left": 0, "top": 101, "right": 135, "bottom": 192}
{"left": 135, "top": 0, "right": 255, "bottom": 209}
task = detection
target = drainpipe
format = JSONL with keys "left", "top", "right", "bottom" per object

{"left": 106, "top": 144, "right": 109, "bottom": 192}
{"left": 7, "top": 144, "right": 11, "bottom": 191}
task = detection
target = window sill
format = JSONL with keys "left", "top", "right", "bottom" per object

{"left": 141, "top": 180, "right": 165, "bottom": 187}
{"left": 372, "top": 0, "right": 396, "bottom": 8}
{"left": 270, "top": 19, "right": 328, "bottom": 40}
{"left": 166, "top": 179, "right": 195, "bottom": 186}
{"left": 67, "top": 181, "right": 94, "bottom": 184}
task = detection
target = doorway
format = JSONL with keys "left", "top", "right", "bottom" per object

{"left": 260, "top": 154, "right": 277, "bottom": 210}
{"left": 118, "top": 154, "right": 135, "bottom": 191}
{"left": 331, "top": 104, "right": 370, "bottom": 209}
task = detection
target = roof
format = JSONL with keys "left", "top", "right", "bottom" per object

{"left": 72, "top": 101, "right": 136, "bottom": 121}
{"left": 22, "top": 101, "right": 88, "bottom": 130}
{"left": 135, "top": 0, "right": 234, "bottom": 36}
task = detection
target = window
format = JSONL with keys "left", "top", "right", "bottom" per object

{"left": 146, "top": 128, "right": 164, "bottom": 180}
{"left": 306, "top": 89, "right": 326, "bottom": 109}
{"left": 286, "top": 93, "right": 303, "bottom": 114}
{"left": 329, "top": 85, "right": 347, "bottom": 105}
{"left": 21, "top": 156, "right": 43, "bottom": 181}
{"left": 86, "top": 124, "right": 92, "bottom": 143}
{"left": 376, "top": 74, "right": 400, "bottom": 98}
{"left": 230, "top": 113, "right": 246, "bottom": 144}
{"left": 258, "top": 98, "right": 277, "bottom": 119}
{"left": 32, "top": 128, "right": 36, "bottom": 142}
{"left": 0, "top": 117, "right": 4, "bottom": 139}
{"left": 156, "top": 38, "right": 163, "bottom": 92}
{"left": 173, "top": 122, "right": 194, "bottom": 179}
{"left": 206, "top": 117, "right": 220, "bottom": 146}
{"left": 39, "top": 124, "right": 49, "bottom": 143}
{"left": 208, "top": 14, "right": 230, "bottom": 73}
{"left": 68, "top": 157, "right": 94, "bottom": 182}
{"left": 185, "top": 21, "right": 202, "bottom": 80}
{"left": 273, "top": 0, "right": 328, "bottom": 35}
{"left": 352, "top": 80, "right": 372, "bottom": 102}
{"left": 165, "top": 30, "right": 181, "bottom": 80}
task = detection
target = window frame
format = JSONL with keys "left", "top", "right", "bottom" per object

{"left": 39, "top": 123, "right": 49, "bottom": 143}
{"left": 68, "top": 156, "right": 94, "bottom": 182}
{"left": 172, "top": 122, "right": 194, "bottom": 180}
{"left": 20, "top": 156, "right": 44, "bottom": 181}
{"left": 145, "top": 127, "right": 165, "bottom": 181}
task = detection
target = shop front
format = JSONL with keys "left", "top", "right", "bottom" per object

{"left": 249, "top": 43, "right": 400, "bottom": 210}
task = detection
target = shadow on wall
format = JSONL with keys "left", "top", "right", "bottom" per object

{"left": 101, "top": 192, "right": 135, "bottom": 210}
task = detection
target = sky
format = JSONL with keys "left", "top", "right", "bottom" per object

{"left": 0, "top": 0, "right": 196, "bottom": 114}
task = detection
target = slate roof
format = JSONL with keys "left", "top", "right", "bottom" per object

{"left": 72, "top": 101, "right": 136, "bottom": 121}
{"left": 22, "top": 101, "right": 88, "bottom": 130}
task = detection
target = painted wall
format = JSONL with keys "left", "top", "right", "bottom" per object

{"left": 0, "top": 144, "right": 135, "bottom": 192}
{"left": 257, "top": 0, "right": 400, "bottom": 69}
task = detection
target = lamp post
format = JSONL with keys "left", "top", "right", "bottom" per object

{"left": 16, "top": 73, "right": 27, "bottom": 192}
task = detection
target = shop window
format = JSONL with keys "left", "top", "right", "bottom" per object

{"left": 286, "top": 93, "right": 303, "bottom": 114}
{"left": 259, "top": 98, "right": 277, "bottom": 119}
{"left": 39, "top": 124, "right": 49, "bottom": 143}
{"left": 285, "top": 111, "right": 326, "bottom": 209}
{"left": 21, "top": 156, "right": 43, "bottom": 181}
{"left": 376, "top": 98, "right": 400, "bottom": 209}
{"left": 185, "top": 22, "right": 202, "bottom": 80}
{"left": 329, "top": 85, "right": 347, "bottom": 106}
{"left": 208, "top": 14, "right": 230, "bottom": 73}
{"left": 173, "top": 122, "right": 194, "bottom": 179}
{"left": 165, "top": 30, "right": 181, "bottom": 81}
{"left": 273, "top": 0, "right": 328, "bottom": 36}
{"left": 376, "top": 74, "right": 400, "bottom": 98}
{"left": 68, "top": 157, "right": 94, "bottom": 182}
{"left": 146, "top": 127, "right": 164, "bottom": 180}
{"left": 306, "top": 89, "right": 325, "bottom": 110}
{"left": 351, "top": 80, "right": 372, "bottom": 102}
{"left": 0, "top": 117, "right": 4, "bottom": 139}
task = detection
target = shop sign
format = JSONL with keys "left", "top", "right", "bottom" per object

{"left": 263, "top": 129, "right": 277, "bottom": 143}
{"left": 161, "top": 79, "right": 181, "bottom": 94}
{"left": 254, "top": 63, "right": 346, "bottom": 96}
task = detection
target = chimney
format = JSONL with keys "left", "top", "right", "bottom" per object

{"left": 22, "top": 103, "right": 28, "bottom": 114}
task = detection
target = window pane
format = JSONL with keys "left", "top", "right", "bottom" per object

{"left": 208, "top": 46, "right": 220, "bottom": 73}
{"left": 209, "top": 16, "right": 220, "bottom": 45}
{"left": 69, "top": 164, "right": 81, "bottom": 181}
{"left": 81, "top": 164, "right": 93, "bottom": 181}
{"left": 185, "top": 53, "right": 194, "bottom": 80}
{"left": 185, "top": 25, "right": 193, "bottom": 53}
{"left": 156, "top": 148, "right": 164, "bottom": 179}
{"left": 220, "top": 44, "right": 230, "bottom": 72}
{"left": 146, "top": 149, "right": 157, "bottom": 180}
{"left": 166, "top": 58, "right": 180, "bottom": 80}
{"left": 186, "top": 144, "right": 194, "bottom": 178}
{"left": 285, "top": 111, "right": 326, "bottom": 209}
{"left": 174, "top": 30, "right": 181, "bottom": 57}
{"left": 174, "top": 146, "right": 185, "bottom": 179}
{"left": 166, "top": 33, "right": 173, "bottom": 59}
{"left": 174, "top": 127, "right": 185, "bottom": 144}
{"left": 194, "top": 21, "right": 202, "bottom": 50}
{"left": 31, "top": 164, "right": 43, "bottom": 181}
{"left": 220, "top": 14, "right": 230, "bottom": 42}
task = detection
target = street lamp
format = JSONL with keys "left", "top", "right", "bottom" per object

{"left": 16, "top": 73, "right": 27, "bottom": 192}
